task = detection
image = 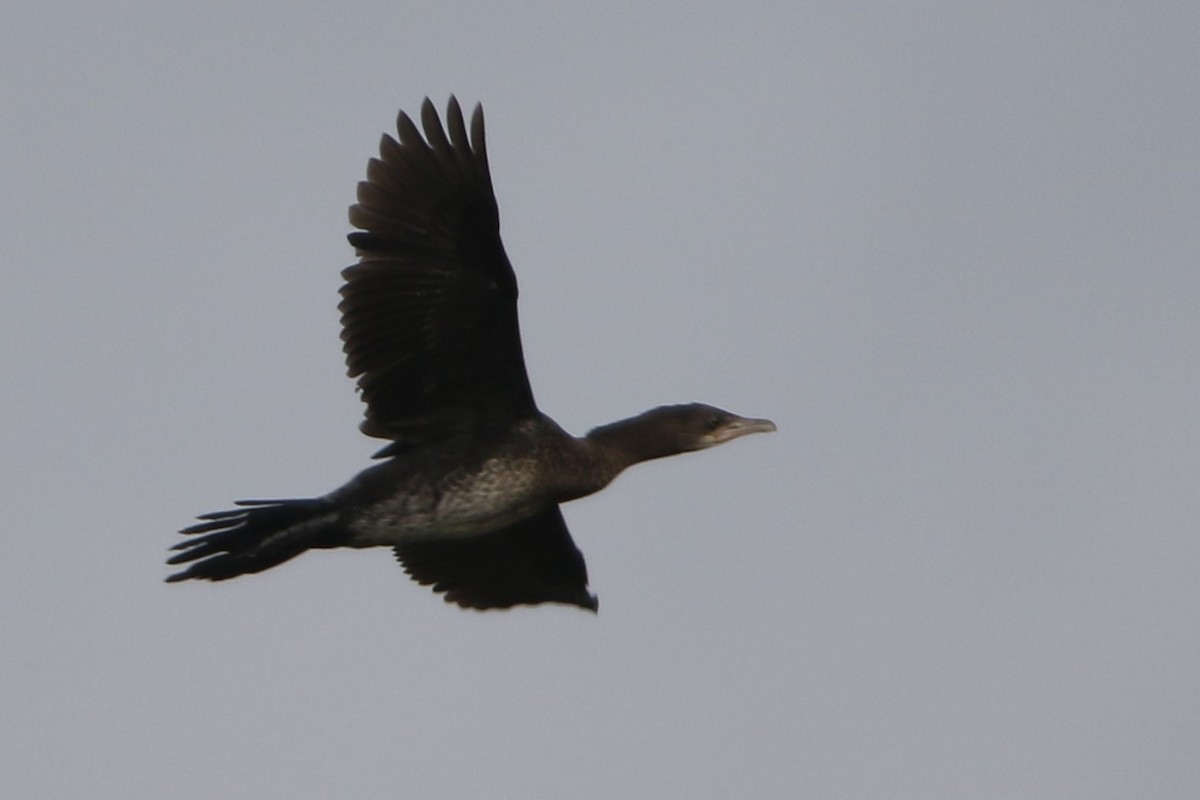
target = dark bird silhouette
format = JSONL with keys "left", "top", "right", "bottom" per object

{"left": 167, "top": 97, "right": 775, "bottom": 611}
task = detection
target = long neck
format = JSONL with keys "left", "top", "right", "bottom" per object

{"left": 584, "top": 414, "right": 684, "bottom": 472}
{"left": 540, "top": 412, "right": 688, "bottom": 503}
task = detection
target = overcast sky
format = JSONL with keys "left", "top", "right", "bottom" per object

{"left": 3, "top": 3, "right": 1198, "bottom": 798}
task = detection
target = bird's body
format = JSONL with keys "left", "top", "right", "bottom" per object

{"left": 169, "top": 98, "right": 774, "bottom": 611}
{"left": 342, "top": 415, "right": 602, "bottom": 546}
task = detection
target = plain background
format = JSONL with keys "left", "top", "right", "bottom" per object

{"left": 3, "top": 3, "right": 1198, "bottom": 798}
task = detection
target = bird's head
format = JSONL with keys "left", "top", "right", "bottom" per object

{"left": 588, "top": 403, "right": 776, "bottom": 465}
{"left": 638, "top": 403, "right": 777, "bottom": 453}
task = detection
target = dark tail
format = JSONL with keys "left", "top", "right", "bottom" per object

{"left": 167, "top": 498, "right": 341, "bottom": 582}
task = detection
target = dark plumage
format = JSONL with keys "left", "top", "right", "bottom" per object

{"left": 168, "top": 98, "right": 775, "bottom": 612}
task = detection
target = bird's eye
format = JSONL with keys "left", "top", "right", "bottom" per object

{"left": 704, "top": 414, "right": 723, "bottom": 431}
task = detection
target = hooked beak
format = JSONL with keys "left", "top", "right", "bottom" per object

{"left": 710, "top": 415, "right": 777, "bottom": 445}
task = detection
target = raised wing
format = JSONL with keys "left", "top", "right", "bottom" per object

{"left": 394, "top": 506, "right": 598, "bottom": 611}
{"left": 341, "top": 97, "right": 536, "bottom": 445}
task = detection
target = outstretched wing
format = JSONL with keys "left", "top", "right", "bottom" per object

{"left": 341, "top": 97, "right": 536, "bottom": 445}
{"left": 394, "top": 506, "right": 598, "bottom": 611}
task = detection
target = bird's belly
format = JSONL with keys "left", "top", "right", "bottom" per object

{"left": 344, "top": 458, "right": 548, "bottom": 546}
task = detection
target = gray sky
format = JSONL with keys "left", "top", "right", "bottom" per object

{"left": 3, "top": 2, "right": 1198, "bottom": 798}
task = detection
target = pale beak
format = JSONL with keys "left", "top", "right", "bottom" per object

{"left": 711, "top": 415, "right": 777, "bottom": 444}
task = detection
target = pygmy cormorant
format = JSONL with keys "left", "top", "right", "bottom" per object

{"left": 167, "top": 97, "right": 775, "bottom": 611}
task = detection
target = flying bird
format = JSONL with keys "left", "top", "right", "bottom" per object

{"left": 167, "top": 97, "right": 775, "bottom": 611}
